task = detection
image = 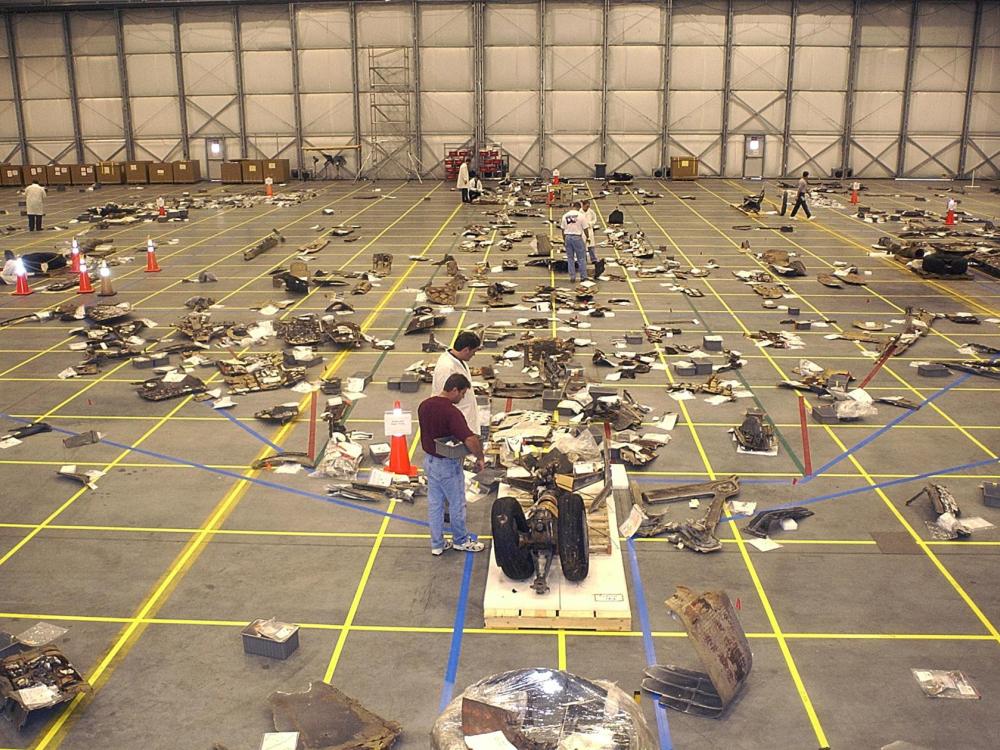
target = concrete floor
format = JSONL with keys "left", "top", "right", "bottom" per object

{"left": 1, "top": 176, "right": 999, "bottom": 749}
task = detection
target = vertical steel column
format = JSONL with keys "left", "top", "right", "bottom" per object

{"left": 233, "top": 7, "right": 249, "bottom": 158}
{"left": 173, "top": 8, "right": 190, "bottom": 160}
{"left": 895, "top": 0, "right": 919, "bottom": 177}
{"left": 471, "top": 0, "right": 484, "bottom": 150}
{"left": 780, "top": 0, "right": 798, "bottom": 177}
{"left": 411, "top": 0, "right": 423, "bottom": 169}
{"left": 958, "top": 0, "right": 983, "bottom": 178}
{"left": 349, "top": 1, "right": 362, "bottom": 175}
{"left": 659, "top": 0, "right": 673, "bottom": 173}
{"left": 538, "top": 0, "right": 546, "bottom": 172}
{"left": 719, "top": 0, "right": 734, "bottom": 177}
{"left": 113, "top": 9, "right": 134, "bottom": 161}
{"left": 840, "top": 0, "right": 861, "bottom": 178}
{"left": 4, "top": 14, "right": 26, "bottom": 163}
{"left": 62, "top": 14, "right": 84, "bottom": 163}
{"left": 599, "top": 0, "right": 609, "bottom": 165}
{"left": 289, "top": 2, "right": 305, "bottom": 173}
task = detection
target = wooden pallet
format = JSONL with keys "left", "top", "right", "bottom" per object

{"left": 483, "top": 488, "right": 632, "bottom": 632}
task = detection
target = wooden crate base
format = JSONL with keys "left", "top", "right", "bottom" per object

{"left": 483, "top": 491, "right": 631, "bottom": 632}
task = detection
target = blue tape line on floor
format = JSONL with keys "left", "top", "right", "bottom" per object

{"left": 626, "top": 538, "right": 674, "bottom": 750}
{"left": 0, "top": 413, "right": 430, "bottom": 528}
{"left": 721, "top": 454, "right": 1000, "bottom": 522}
{"left": 206, "top": 402, "right": 283, "bottom": 452}
{"left": 439, "top": 550, "right": 475, "bottom": 714}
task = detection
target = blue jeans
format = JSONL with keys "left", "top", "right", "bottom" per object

{"left": 564, "top": 234, "right": 588, "bottom": 282}
{"left": 425, "top": 454, "right": 471, "bottom": 550}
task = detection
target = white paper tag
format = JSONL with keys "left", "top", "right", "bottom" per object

{"left": 619, "top": 505, "right": 645, "bottom": 539}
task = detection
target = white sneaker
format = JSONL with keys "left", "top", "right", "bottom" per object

{"left": 453, "top": 539, "right": 485, "bottom": 553}
{"left": 431, "top": 540, "right": 454, "bottom": 556}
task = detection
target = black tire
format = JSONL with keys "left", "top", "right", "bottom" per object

{"left": 491, "top": 497, "right": 533, "bottom": 581}
{"left": 558, "top": 493, "right": 589, "bottom": 582}
{"left": 922, "top": 253, "right": 968, "bottom": 276}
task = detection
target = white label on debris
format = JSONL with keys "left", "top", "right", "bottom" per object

{"left": 0, "top": 437, "right": 23, "bottom": 450}
{"left": 368, "top": 468, "right": 394, "bottom": 488}
{"left": 747, "top": 537, "right": 782, "bottom": 552}
{"left": 383, "top": 410, "right": 412, "bottom": 437}
{"left": 619, "top": 505, "right": 645, "bottom": 539}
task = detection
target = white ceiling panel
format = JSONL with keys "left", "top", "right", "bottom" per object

{"left": 790, "top": 91, "right": 846, "bottom": 132}
{"left": 70, "top": 12, "right": 117, "bottom": 56}
{"left": 912, "top": 47, "right": 971, "bottom": 91}
{"left": 300, "top": 92, "right": 355, "bottom": 134}
{"left": 245, "top": 94, "right": 296, "bottom": 133}
{"left": 130, "top": 96, "right": 179, "bottom": 137}
{"left": 126, "top": 54, "right": 178, "bottom": 97}
{"left": 547, "top": 46, "right": 601, "bottom": 90}
{"left": 186, "top": 94, "right": 240, "bottom": 135}
{"left": 179, "top": 8, "right": 235, "bottom": 53}
{"left": 729, "top": 90, "right": 786, "bottom": 132}
{"left": 796, "top": 0, "right": 852, "bottom": 46}
{"left": 485, "top": 4, "right": 538, "bottom": 46}
{"left": 904, "top": 138, "right": 959, "bottom": 175}
{"left": 421, "top": 47, "right": 474, "bottom": 92}
{"left": 670, "top": 46, "right": 725, "bottom": 89}
{"left": 608, "top": 46, "right": 661, "bottom": 90}
{"left": 608, "top": 4, "right": 662, "bottom": 45}
{"left": 123, "top": 9, "right": 174, "bottom": 54}
{"left": 420, "top": 4, "right": 471, "bottom": 47}
{"left": 23, "top": 99, "right": 74, "bottom": 137}
{"left": 357, "top": 6, "right": 413, "bottom": 48}
{"left": 485, "top": 46, "right": 539, "bottom": 91}
{"left": 671, "top": 0, "right": 727, "bottom": 46}
{"left": 974, "top": 47, "right": 1000, "bottom": 91}
{"left": 547, "top": 91, "right": 601, "bottom": 132}
{"left": 298, "top": 49, "right": 353, "bottom": 93}
{"left": 486, "top": 90, "right": 538, "bottom": 132}
{"left": 183, "top": 52, "right": 237, "bottom": 95}
{"left": 240, "top": 5, "right": 291, "bottom": 51}
{"left": 79, "top": 98, "right": 124, "bottom": 137}
{"left": 545, "top": 4, "right": 602, "bottom": 46}
{"left": 908, "top": 91, "right": 965, "bottom": 132}
{"left": 731, "top": 46, "right": 788, "bottom": 90}
{"left": 917, "top": 0, "right": 974, "bottom": 46}
{"left": 793, "top": 46, "right": 849, "bottom": 91}
{"left": 14, "top": 15, "right": 65, "bottom": 57}
{"left": 76, "top": 55, "right": 122, "bottom": 99}
{"left": 859, "top": 1, "right": 912, "bottom": 46}
{"left": 669, "top": 90, "right": 723, "bottom": 130}
{"left": 969, "top": 93, "right": 1000, "bottom": 133}
{"left": 421, "top": 91, "right": 473, "bottom": 134}
{"left": 18, "top": 57, "right": 70, "bottom": 100}
{"left": 0, "top": 61, "right": 12, "bottom": 100}
{"left": 607, "top": 90, "right": 660, "bottom": 132}
{"left": 852, "top": 91, "right": 903, "bottom": 131}
{"left": 733, "top": 1, "right": 791, "bottom": 45}
{"left": 296, "top": 6, "right": 351, "bottom": 49}
{"left": 242, "top": 51, "right": 293, "bottom": 95}
{"left": 981, "top": 3, "right": 1000, "bottom": 46}
{"left": 856, "top": 47, "right": 907, "bottom": 90}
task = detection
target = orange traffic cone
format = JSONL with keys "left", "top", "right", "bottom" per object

{"left": 70, "top": 238, "right": 81, "bottom": 273}
{"left": 945, "top": 209, "right": 955, "bottom": 226}
{"left": 265, "top": 177, "right": 274, "bottom": 197}
{"left": 387, "top": 400, "right": 418, "bottom": 477}
{"left": 77, "top": 259, "right": 95, "bottom": 294}
{"left": 145, "top": 237, "right": 161, "bottom": 273}
{"left": 11, "top": 257, "right": 32, "bottom": 296}
{"left": 157, "top": 196, "right": 166, "bottom": 218}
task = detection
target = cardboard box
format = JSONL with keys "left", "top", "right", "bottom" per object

{"left": 0, "top": 165, "right": 23, "bottom": 186}
{"left": 172, "top": 160, "right": 201, "bottom": 183}
{"left": 263, "top": 159, "right": 290, "bottom": 183}
{"left": 96, "top": 162, "right": 124, "bottom": 184}
{"left": 241, "top": 159, "right": 264, "bottom": 183}
{"left": 70, "top": 164, "right": 95, "bottom": 185}
{"left": 46, "top": 164, "right": 72, "bottom": 185}
{"left": 23, "top": 166, "right": 47, "bottom": 185}
{"left": 221, "top": 161, "right": 243, "bottom": 183}
{"left": 148, "top": 163, "right": 174, "bottom": 183}
{"left": 125, "top": 161, "right": 152, "bottom": 184}
{"left": 670, "top": 156, "right": 699, "bottom": 180}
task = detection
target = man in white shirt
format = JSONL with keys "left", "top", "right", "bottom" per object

{"left": 456, "top": 157, "right": 471, "bottom": 204}
{"left": 581, "top": 199, "right": 599, "bottom": 263}
{"left": 468, "top": 172, "right": 484, "bottom": 202}
{"left": 24, "top": 180, "right": 46, "bottom": 231}
{"left": 790, "top": 171, "right": 812, "bottom": 220}
{"left": 432, "top": 331, "right": 482, "bottom": 435}
{"left": 560, "top": 201, "right": 590, "bottom": 283}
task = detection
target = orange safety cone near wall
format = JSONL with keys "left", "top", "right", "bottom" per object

{"left": 850, "top": 181, "right": 860, "bottom": 205}
{"left": 386, "top": 400, "right": 418, "bottom": 477}
{"left": 945, "top": 198, "right": 957, "bottom": 226}
{"left": 11, "top": 257, "right": 32, "bottom": 296}
{"left": 70, "top": 238, "right": 81, "bottom": 273}
{"left": 145, "top": 237, "right": 161, "bottom": 273}
{"left": 77, "top": 259, "right": 95, "bottom": 294}
{"left": 265, "top": 176, "right": 274, "bottom": 197}
{"left": 157, "top": 196, "right": 166, "bottom": 217}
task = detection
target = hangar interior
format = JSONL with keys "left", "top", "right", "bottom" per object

{"left": 0, "top": 1, "right": 999, "bottom": 749}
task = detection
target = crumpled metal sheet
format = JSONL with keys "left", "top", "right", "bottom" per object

{"left": 268, "top": 682, "right": 401, "bottom": 750}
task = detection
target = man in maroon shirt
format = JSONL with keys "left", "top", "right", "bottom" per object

{"left": 417, "top": 373, "right": 487, "bottom": 555}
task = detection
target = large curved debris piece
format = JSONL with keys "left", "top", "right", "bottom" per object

{"left": 642, "top": 586, "right": 752, "bottom": 718}
{"left": 268, "top": 681, "right": 401, "bottom": 750}
{"left": 636, "top": 476, "right": 741, "bottom": 553}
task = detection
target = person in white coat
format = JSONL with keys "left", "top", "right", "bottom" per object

{"left": 24, "top": 180, "right": 46, "bottom": 232}
{"left": 467, "top": 173, "right": 484, "bottom": 202}
{"left": 432, "top": 331, "right": 483, "bottom": 436}
{"left": 456, "top": 157, "right": 471, "bottom": 204}
{"left": 560, "top": 201, "right": 590, "bottom": 283}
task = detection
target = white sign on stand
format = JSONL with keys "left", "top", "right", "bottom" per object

{"left": 384, "top": 409, "right": 413, "bottom": 437}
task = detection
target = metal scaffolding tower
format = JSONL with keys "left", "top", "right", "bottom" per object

{"left": 359, "top": 46, "right": 422, "bottom": 181}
